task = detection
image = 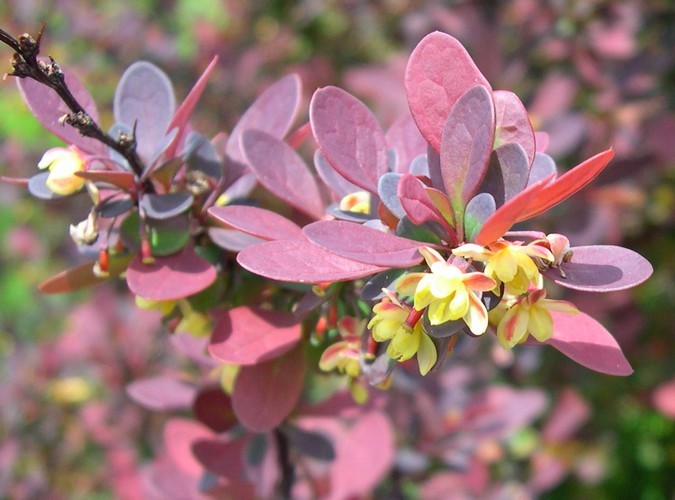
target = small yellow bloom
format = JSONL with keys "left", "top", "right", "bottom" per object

{"left": 319, "top": 317, "right": 366, "bottom": 378}
{"left": 69, "top": 212, "right": 99, "bottom": 246}
{"left": 396, "top": 247, "right": 496, "bottom": 335}
{"left": 368, "top": 291, "right": 437, "bottom": 375}
{"left": 339, "top": 191, "right": 371, "bottom": 214}
{"left": 176, "top": 300, "right": 212, "bottom": 337}
{"left": 496, "top": 288, "right": 578, "bottom": 348}
{"left": 135, "top": 296, "right": 176, "bottom": 315}
{"left": 453, "top": 239, "right": 554, "bottom": 295}
{"left": 38, "top": 146, "right": 87, "bottom": 195}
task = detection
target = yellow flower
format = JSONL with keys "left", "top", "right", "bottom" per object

{"left": 319, "top": 317, "right": 366, "bottom": 378}
{"left": 396, "top": 247, "right": 496, "bottom": 335}
{"left": 38, "top": 146, "right": 87, "bottom": 195}
{"left": 339, "top": 191, "right": 371, "bottom": 214}
{"left": 496, "top": 289, "right": 578, "bottom": 348}
{"left": 367, "top": 291, "right": 437, "bottom": 375}
{"left": 453, "top": 239, "right": 554, "bottom": 295}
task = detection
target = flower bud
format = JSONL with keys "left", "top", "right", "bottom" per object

{"left": 69, "top": 212, "right": 98, "bottom": 246}
{"left": 38, "top": 146, "right": 87, "bottom": 195}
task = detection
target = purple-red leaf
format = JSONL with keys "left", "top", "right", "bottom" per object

{"left": 237, "top": 238, "right": 386, "bottom": 283}
{"left": 126, "top": 376, "right": 195, "bottom": 411}
{"left": 519, "top": 148, "right": 615, "bottom": 221}
{"left": 208, "top": 228, "right": 266, "bottom": 252}
{"left": 398, "top": 173, "right": 453, "bottom": 235}
{"left": 405, "top": 31, "right": 492, "bottom": 152}
{"left": 209, "top": 306, "right": 302, "bottom": 365}
{"left": 493, "top": 90, "right": 536, "bottom": 167}
{"left": 140, "top": 192, "right": 194, "bottom": 220}
{"left": 114, "top": 61, "right": 176, "bottom": 161}
{"left": 544, "top": 245, "right": 652, "bottom": 292}
{"left": 303, "top": 220, "right": 424, "bottom": 268}
{"left": 232, "top": 344, "right": 306, "bottom": 432}
{"left": 527, "top": 152, "right": 557, "bottom": 186}
{"left": 547, "top": 311, "right": 632, "bottom": 376}
{"left": 314, "top": 150, "right": 360, "bottom": 198}
{"left": 378, "top": 173, "right": 405, "bottom": 219}
{"left": 310, "top": 86, "right": 387, "bottom": 193}
{"left": 464, "top": 193, "right": 496, "bottom": 243}
{"left": 226, "top": 74, "right": 301, "bottom": 165}
{"left": 209, "top": 205, "right": 303, "bottom": 241}
{"left": 192, "top": 386, "right": 238, "bottom": 433}
{"left": 385, "top": 112, "right": 428, "bottom": 173}
{"left": 479, "top": 143, "right": 530, "bottom": 207}
{"left": 17, "top": 69, "right": 106, "bottom": 155}
{"left": 28, "top": 172, "right": 64, "bottom": 200}
{"left": 126, "top": 245, "right": 217, "bottom": 300}
{"left": 38, "top": 255, "right": 132, "bottom": 294}
{"left": 242, "top": 130, "right": 324, "bottom": 219}
{"left": 440, "top": 85, "right": 495, "bottom": 233}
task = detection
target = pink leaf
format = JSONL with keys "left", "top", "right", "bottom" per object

{"left": 542, "top": 388, "right": 590, "bottom": 441}
{"left": 652, "top": 379, "right": 675, "bottom": 419}
{"left": 227, "top": 74, "right": 301, "bottom": 165}
{"left": 17, "top": 70, "right": 106, "bottom": 155}
{"left": 165, "top": 56, "right": 218, "bottom": 158}
{"left": 547, "top": 311, "right": 633, "bottom": 376}
{"left": 385, "top": 112, "right": 429, "bottom": 173}
{"left": 126, "top": 376, "right": 196, "bottom": 411}
{"left": 192, "top": 385, "right": 238, "bottom": 433}
{"left": 405, "top": 31, "right": 491, "bottom": 152}
{"left": 398, "top": 173, "right": 453, "bottom": 234}
{"left": 232, "top": 345, "right": 306, "bottom": 432}
{"left": 544, "top": 245, "right": 652, "bottom": 292}
{"left": 209, "top": 306, "right": 302, "bottom": 365}
{"left": 163, "top": 418, "right": 214, "bottom": 476}
{"left": 310, "top": 86, "right": 387, "bottom": 193}
{"left": 38, "top": 255, "right": 132, "bottom": 294}
{"left": 126, "top": 245, "right": 217, "bottom": 300}
{"left": 440, "top": 85, "right": 495, "bottom": 232}
{"left": 242, "top": 130, "right": 325, "bottom": 219}
{"left": 493, "top": 90, "right": 536, "bottom": 167}
{"left": 237, "top": 238, "right": 386, "bottom": 283}
{"left": 518, "top": 148, "right": 615, "bottom": 221}
{"left": 76, "top": 170, "right": 136, "bottom": 191}
{"left": 303, "top": 220, "right": 424, "bottom": 268}
{"left": 209, "top": 205, "right": 303, "bottom": 241}
{"left": 192, "top": 436, "right": 248, "bottom": 480}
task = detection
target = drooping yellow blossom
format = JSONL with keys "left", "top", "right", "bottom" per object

{"left": 319, "top": 317, "right": 366, "bottom": 379}
{"left": 38, "top": 146, "right": 87, "bottom": 195}
{"left": 453, "top": 239, "right": 554, "bottom": 295}
{"left": 396, "top": 247, "right": 496, "bottom": 335}
{"left": 175, "top": 300, "right": 212, "bottom": 337}
{"left": 496, "top": 288, "right": 579, "bottom": 349}
{"left": 135, "top": 295, "right": 177, "bottom": 316}
{"left": 367, "top": 290, "right": 437, "bottom": 375}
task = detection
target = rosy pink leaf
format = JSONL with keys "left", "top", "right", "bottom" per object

{"left": 405, "top": 31, "right": 491, "bottom": 152}
{"left": 165, "top": 56, "right": 219, "bottom": 158}
{"left": 310, "top": 86, "right": 387, "bottom": 193}
{"left": 542, "top": 388, "right": 590, "bottom": 441}
{"left": 208, "top": 227, "right": 265, "bottom": 252}
{"left": 440, "top": 85, "right": 495, "bottom": 231}
{"left": 544, "top": 245, "right": 652, "bottom": 292}
{"left": 314, "top": 150, "right": 360, "bottom": 198}
{"left": 126, "top": 245, "right": 217, "bottom": 300}
{"left": 303, "top": 220, "right": 424, "bottom": 268}
{"left": 126, "top": 376, "right": 196, "bottom": 411}
{"left": 192, "top": 436, "right": 248, "bottom": 479}
{"left": 17, "top": 70, "right": 106, "bottom": 155}
{"left": 227, "top": 74, "right": 301, "bottom": 164}
{"left": 209, "top": 205, "right": 303, "bottom": 241}
{"left": 652, "top": 379, "right": 675, "bottom": 419}
{"left": 163, "top": 418, "right": 214, "bottom": 475}
{"left": 475, "top": 174, "right": 554, "bottom": 246}
{"left": 385, "top": 112, "right": 428, "bottom": 173}
{"left": 547, "top": 311, "right": 633, "bottom": 376}
{"left": 493, "top": 90, "right": 536, "bottom": 167}
{"left": 242, "top": 129, "right": 325, "bottom": 219}
{"left": 38, "top": 255, "right": 132, "bottom": 294}
{"left": 209, "top": 306, "right": 302, "bottom": 365}
{"left": 192, "top": 386, "right": 238, "bottom": 433}
{"left": 232, "top": 344, "right": 306, "bottom": 432}
{"left": 479, "top": 143, "right": 530, "bottom": 207}
{"left": 518, "top": 148, "right": 615, "bottom": 221}
{"left": 237, "top": 238, "right": 386, "bottom": 283}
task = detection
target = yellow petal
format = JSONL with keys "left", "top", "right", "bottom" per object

{"left": 417, "top": 332, "right": 438, "bottom": 376}
{"left": 528, "top": 306, "right": 553, "bottom": 342}
{"left": 464, "top": 292, "right": 489, "bottom": 336}
{"left": 497, "top": 305, "right": 529, "bottom": 348}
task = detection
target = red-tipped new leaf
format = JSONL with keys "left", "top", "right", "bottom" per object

{"left": 38, "top": 255, "right": 132, "bottom": 294}
{"left": 398, "top": 173, "right": 453, "bottom": 235}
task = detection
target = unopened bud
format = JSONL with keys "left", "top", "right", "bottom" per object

{"left": 69, "top": 212, "right": 98, "bottom": 246}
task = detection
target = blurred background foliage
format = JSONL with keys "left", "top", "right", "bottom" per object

{"left": 0, "top": 0, "right": 673, "bottom": 498}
